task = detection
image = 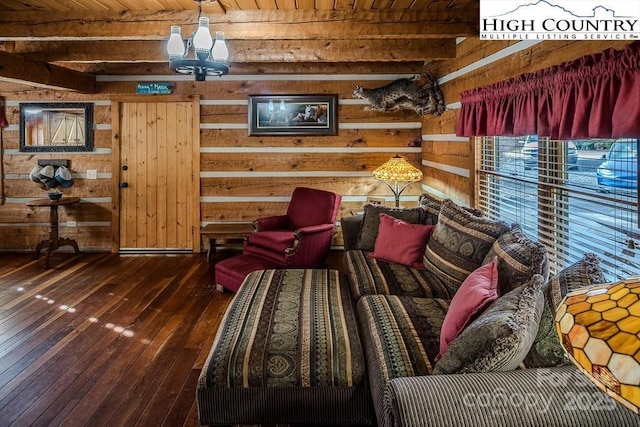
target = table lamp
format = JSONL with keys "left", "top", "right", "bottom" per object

{"left": 372, "top": 155, "right": 423, "bottom": 207}
{"left": 555, "top": 277, "right": 640, "bottom": 413}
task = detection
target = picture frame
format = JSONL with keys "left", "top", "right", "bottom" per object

{"left": 248, "top": 94, "right": 338, "bottom": 136}
{"left": 19, "top": 102, "right": 94, "bottom": 152}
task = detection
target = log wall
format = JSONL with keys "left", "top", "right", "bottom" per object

{"left": 1, "top": 39, "right": 634, "bottom": 252}
{"left": 0, "top": 74, "right": 423, "bottom": 251}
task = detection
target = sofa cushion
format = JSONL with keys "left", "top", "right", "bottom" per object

{"left": 356, "top": 294, "right": 449, "bottom": 424}
{"left": 433, "top": 274, "right": 545, "bottom": 374}
{"left": 344, "top": 250, "right": 453, "bottom": 300}
{"left": 523, "top": 253, "right": 607, "bottom": 368}
{"left": 482, "top": 223, "right": 549, "bottom": 295}
{"left": 437, "top": 256, "right": 500, "bottom": 360}
{"left": 356, "top": 204, "right": 424, "bottom": 252}
{"left": 369, "top": 214, "right": 434, "bottom": 270}
{"left": 418, "top": 193, "right": 442, "bottom": 225}
{"left": 423, "top": 199, "right": 511, "bottom": 297}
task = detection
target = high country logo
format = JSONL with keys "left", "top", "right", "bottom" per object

{"left": 480, "top": 0, "right": 640, "bottom": 40}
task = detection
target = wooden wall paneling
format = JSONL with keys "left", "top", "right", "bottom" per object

{"left": 4, "top": 154, "right": 112, "bottom": 175}
{"left": 430, "top": 40, "right": 518, "bottom": 77}
{"left": 424, "top": 169, "right": 470, "bottom": 205}
{"left": 200, "top": 152, "right": 422, "bottom": 172}
{"left": 199, "top": 103, "right": 421, "bottom": 125}
{"left": 165, "top": 102, "right": 178, "bottom": 248}
{"left": 200, "top": 177, "right": 414, "bottom": 197}
{"left": 93, "top": 130, "right": 113, "bottom": 149}
{"left": 422, "top": 109, "right": 458, "bottom": 136}
{"left": 175, "top": 101, "right": 188, "bottom": 249}
{"left": 201, "top": 200, "right": 403, "bottom": 223}
{"left": 155, "top": 102, "right": 168, "bottom": 249}
{"left": 191, "top": 98, "right": 201, "bottom": 252}
{"left": 141, "top": 102, "right": 155, "bottom": 248}
{"left": 422, "top": 140, "right": 471, "bottom": 170}
{"left": 111, "top": 100, "right": 121, "bottom": 252}
{"left": 97, "top": 79, "right": 414, "bottom": 99}
{"left": 5, "top": 202, "right": 111, "bottom": 222}
{"left": 1, "top": 130, "right": 17, "bottom": 149}
{"left": 121, "top": 101, "right": 135, "bottom": 248}
{"left": 200, "top": 128, "right": 422, "bottom": 148}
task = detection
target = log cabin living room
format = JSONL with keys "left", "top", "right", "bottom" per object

{"left": 1, "top": 0, "right": 640, "bottom": 426}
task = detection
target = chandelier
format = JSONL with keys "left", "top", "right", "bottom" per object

{"left": 166, "top": 0, "right": 229, "bottom": 81}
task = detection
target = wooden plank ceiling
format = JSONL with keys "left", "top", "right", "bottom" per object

{"left": 0, "top": 0, "right": 479, "bottom": 93}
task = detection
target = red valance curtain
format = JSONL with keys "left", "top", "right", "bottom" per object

{"left": 456, "top": 41, "right": 640, "bottom": 139}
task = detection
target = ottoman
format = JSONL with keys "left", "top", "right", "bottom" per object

{"left": 214, "top": 253, "right": 280, "bottom": 293}
{"left": 197, "top": 269, "right": 374, "bottom": 425}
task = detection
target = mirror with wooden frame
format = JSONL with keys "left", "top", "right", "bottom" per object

{"left": 19, "top": 103, "right": 94, "bottom": 152}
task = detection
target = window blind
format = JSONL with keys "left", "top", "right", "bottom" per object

{"left": 476, "top": 136, "right": 639, "bottom": 281}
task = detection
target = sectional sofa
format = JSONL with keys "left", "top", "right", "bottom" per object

{"left": 198, "top": 195, "right": 640, "bottom": 426}
{"left": 341, "top": 195, "right": 639, "bottom": 426}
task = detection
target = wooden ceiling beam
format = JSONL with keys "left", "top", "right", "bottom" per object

{"left": 56, "top": 61, "right": 426, "bottom": 76}
{"left": 0, "top": 50, "right": 97, "bottom": 93}
{"left": 0, "top": 9, "right": 478, "bottom": 40}
{"left": 10, "top": 38, "right": 457, "bottom": 62}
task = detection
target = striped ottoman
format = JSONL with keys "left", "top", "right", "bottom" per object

{"left": 197, "top": 269, "right": 374, "bottom": 425}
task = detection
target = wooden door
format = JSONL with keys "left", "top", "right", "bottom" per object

{"left": 112, "top": 97, "right": 200, "bottom": 252}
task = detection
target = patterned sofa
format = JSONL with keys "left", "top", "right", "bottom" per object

{"left": 341, "top": 195, "right": 640, "bottom": 427}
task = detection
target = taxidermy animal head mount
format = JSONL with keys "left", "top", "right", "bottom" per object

{"left": 352, "top": 74, "right": 446, "bottom": 117}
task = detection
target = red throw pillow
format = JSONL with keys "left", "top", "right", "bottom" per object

{"left": 437, "top": 256, "right": 500, "bottom": 360}
{"left": 368, "top": 214, "right": 435, "bottom": 270}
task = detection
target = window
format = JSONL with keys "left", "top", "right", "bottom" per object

{"left": 477, "top": 136, "right": 639, "bottom": 281}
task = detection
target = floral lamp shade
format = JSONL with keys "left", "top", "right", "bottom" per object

{"left": 555, "top": 277, "right": 640, "bottom": 413}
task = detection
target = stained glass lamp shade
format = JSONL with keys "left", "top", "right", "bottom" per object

{"left": 555, "top": 277, "right": 640, "bottom": 413}
{"left": 372, "top": 155, "right": 423, "bottom": 207}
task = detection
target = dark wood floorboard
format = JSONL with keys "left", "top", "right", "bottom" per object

{"left": 0, "top": 252, "right": 234, "bottom": 427}
{"left": 0, "top": 250, "right": 345, "bottom": 427}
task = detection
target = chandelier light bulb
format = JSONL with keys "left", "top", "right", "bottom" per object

{"left": 211, "top": 31, "right": 229, "bottom": 62}
{"left": 193, "top": 16, "right": 213, "bottom": 59}
{"left": 167, "top": 26, "right": 185, "bottom": 59}
{"left": 166, "top": 0, "right": 229, "bottom": 80}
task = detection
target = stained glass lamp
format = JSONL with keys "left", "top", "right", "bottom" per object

{"left": 555, "top": 277, "right": 640, "bottom": 413}
{"left": 372, "top": 155, "right": 423, "bottom": 207}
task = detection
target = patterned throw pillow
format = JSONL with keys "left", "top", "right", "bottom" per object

{"left": 418, "top": 193, "right": 442, "bottom": 225}
{"left": 437, "top": 257, "right": 500, "bottom": 360}
{"left": 523, "top": 253, "right": 607, "bottom": 368}
{"left": 433, "top": 274, "right": 545, "bottom": 374}
{"left": 423, "top": 199, "right": 511, "bottom": 296}
{"left": 482, "top": 224, "right": 550, "bottom": 296}
{"left": 356, "top": 204, "right": 423, "bottom": 252}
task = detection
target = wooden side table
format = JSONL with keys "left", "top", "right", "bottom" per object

{"left": 200, "top": 223, "right": 255, "bottom": 262}
{"left": 26, "top": 197, "right": 81, "bottom": 269}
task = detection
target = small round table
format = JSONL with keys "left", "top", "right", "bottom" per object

{"left": 26, "top": 197, "right": 81, "bottom": 269}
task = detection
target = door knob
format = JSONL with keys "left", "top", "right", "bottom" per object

{"left": 119, "top": 182, "right": 129, "bottom": 188}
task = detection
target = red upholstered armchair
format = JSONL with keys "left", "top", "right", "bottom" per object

{"left": 243, "top": 187, "right": 342, "bottom": 268}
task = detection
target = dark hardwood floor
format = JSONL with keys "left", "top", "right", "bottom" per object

{"left": 0, "top": 252, "right": 235, "bottom": 426}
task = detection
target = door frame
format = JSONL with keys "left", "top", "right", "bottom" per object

{"left": 110, "top": 95, "right": 201, "bottom": 253}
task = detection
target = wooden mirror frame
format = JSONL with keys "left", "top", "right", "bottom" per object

{"left": 19, "top": 102, "right": 94, "bottom": 152}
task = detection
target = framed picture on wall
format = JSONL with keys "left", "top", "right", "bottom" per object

{"left": 248, "top": 94, "right": 338, "bottom": 136}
